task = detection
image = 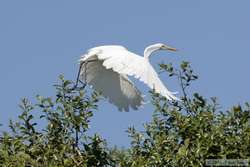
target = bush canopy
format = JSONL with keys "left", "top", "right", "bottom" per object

{"left": 0, "top": 62, "right": 249, "bottom": 166}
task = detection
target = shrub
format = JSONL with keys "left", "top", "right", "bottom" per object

{"left": 0, "top": 62, "right": 249, "bottom": 167}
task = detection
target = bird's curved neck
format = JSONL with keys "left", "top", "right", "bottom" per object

{"left": 143, "top": 45, "right": 159, "bottom": 59}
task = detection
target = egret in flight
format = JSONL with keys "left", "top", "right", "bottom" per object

{"left": 78, "top": 43, "right": 178, "bottom": 111}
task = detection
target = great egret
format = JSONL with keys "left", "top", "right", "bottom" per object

{"left": 78, "top": 43, "right": 178, "bottom": 111}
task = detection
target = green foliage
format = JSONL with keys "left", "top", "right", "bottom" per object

{"left": 0, "top": 75, "right": 113, "bottom": 166}
{"left": 121, "top": 62, "right": 250, "bottom": 166}
{"left": 0, "top": 63, "right": 250, "bottom": 167}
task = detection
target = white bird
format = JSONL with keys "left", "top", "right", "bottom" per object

{"left": 79, "top": 43, "right": 178, "bottom": 111}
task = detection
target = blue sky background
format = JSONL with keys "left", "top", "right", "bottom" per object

{"left": 0, "top": 0, "right": 249, "bottom": 147}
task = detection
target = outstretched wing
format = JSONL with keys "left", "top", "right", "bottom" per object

{"left": 82, "top": 45, "right": 178, "bottom": 101}
{"left": 80, "top": 53, "right": 144, "bottom": 111}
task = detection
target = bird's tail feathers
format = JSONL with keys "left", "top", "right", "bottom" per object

{"left": 170, "top": 91, "right": 178, "bottom": 95}
{"left": 168, "top": 92, "right": 180, "bottom": 101}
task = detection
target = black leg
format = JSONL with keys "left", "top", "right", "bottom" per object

{"left": 73, "top": 59, "right": 97, "bottom": 90}
{"left": 74, "top": 61, "right": 85, "bottom": 89}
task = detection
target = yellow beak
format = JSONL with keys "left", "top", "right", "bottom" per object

{"left": 162, "top": 45, "right": 178, "bottom": 51}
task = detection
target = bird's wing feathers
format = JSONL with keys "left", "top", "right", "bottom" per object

{"left": 79, "top": 45, "right": 178, "bottom": 111}
{"left": 80, "top": 53, "right": 144, "bottom": 111}
{"left": 93, "top": 46, "right": 178, "bottom": 101}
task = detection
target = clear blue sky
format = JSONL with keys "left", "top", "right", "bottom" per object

{"left": 0, "top": 0, "right": 249, "bottom": 147}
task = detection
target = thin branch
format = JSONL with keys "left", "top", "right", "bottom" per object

{"left": 178, "top": 70, "right": 192, "bottom": 114}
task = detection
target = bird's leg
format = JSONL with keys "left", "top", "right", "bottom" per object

{"left": 79, "top": 79, "right": 87, "bottom": 89}
{"left": 76, "top": 62, "right": 84, "bottom": 86}
{"left": 73, "top": 60, "right": 97, "bottom": 90}
{"left": 73, "top": 61, "right": 85, "bottom": 89}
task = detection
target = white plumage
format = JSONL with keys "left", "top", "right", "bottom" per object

{"left": 79, "top": 43, "right": 178, "bottom": 111}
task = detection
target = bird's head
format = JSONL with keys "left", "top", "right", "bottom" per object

{"left": 155, "top": 43, "right": 177, "bottom": 51}
{"left": 144, "top": 43, "right": 177, "bottom": 58}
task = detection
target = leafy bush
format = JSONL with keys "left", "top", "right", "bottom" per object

{"left": 0, "top": 75, "right": 113, "bottom": 166}
{"left": 0, "top": 62, "right": 249, "bottom": 166}
{"left": 116, "top": 62, "right": 250, "bottom": 166}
